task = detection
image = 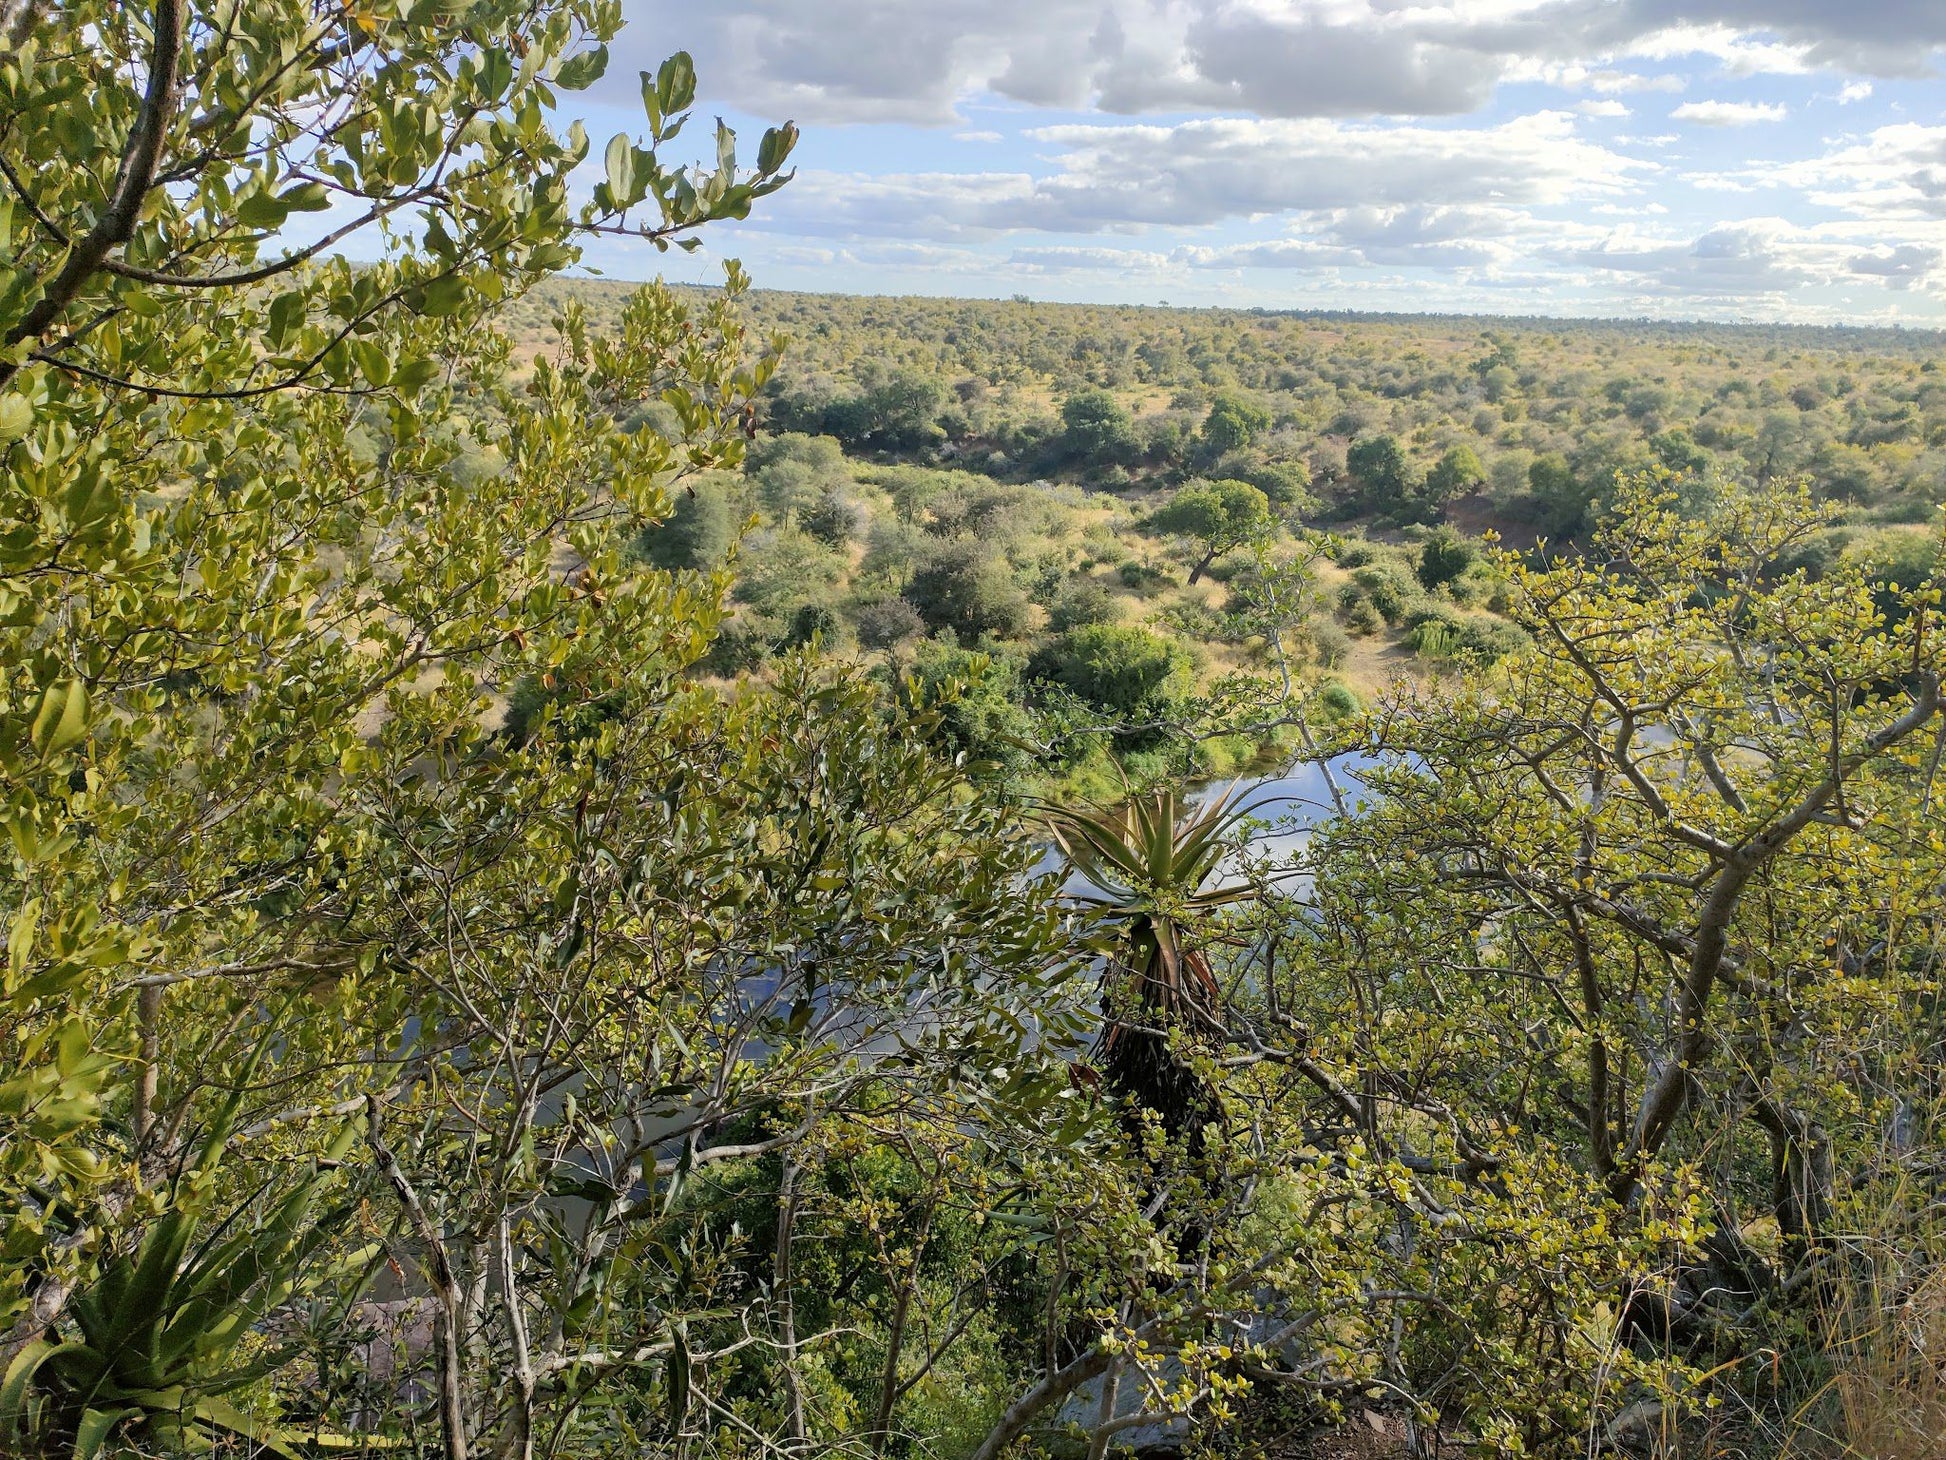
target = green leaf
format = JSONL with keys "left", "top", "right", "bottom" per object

{"left": 413, "top": 274, "right": 468, "bottom": 317}
{"left": 72, "top": 1406, "right": 134, "bottom": 1460}
{"left": 265, "top": 290, "right": 306, "bottom": 349}
{"left": 279, "top": 182, "right": 332, "bottom": 213}
{"left": 555, "top": 43, "right": 608, "bottom": 91}
{"left": 0, "top": 1338, "right": 57, "bottom": 1435}
{"left": 193, "top": 1396, "right": 301, "bottom": 1459}
{"left": 757, "top": 123, "right": 798, "bottom": 176}
{"left": 351, "top": 340, "right": 391, "bottom": 388}
{"left": 639, "top": 69, "right": 663, "bottom": 133}
{"left": 392, "top": 356, "right": 438, "bottom": 392}
{"left": 656, "top": 52, "right": 696, "bottom": 120}
{"left": 29, "top": 680, "right": 88, "bottom": 759}
{"left": 0, "top": 393, "right": 31, "bottom": 443}
{"left": 236, "top": 191, "right": 290, "bottom": 231}
{"left": 667, "top": 1325, "right": 690, "bottom": 1431}
{"left": 604, "top": 132, "right": 635, "bottom": 207}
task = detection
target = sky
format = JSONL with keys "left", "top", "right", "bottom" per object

{"left": 557, "top": 0, "right": 1946, "bottom": 324}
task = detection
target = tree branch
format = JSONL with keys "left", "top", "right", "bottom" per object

{"left": 2, "top": 0, "right": 185, "bottom": 378}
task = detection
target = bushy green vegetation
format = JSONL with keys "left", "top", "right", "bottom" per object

{"left": 547, "top": 271, "right": 1946, "bottom": 793}
{"left": 8, "top": 9, "right": 1946, "bottom": 1460}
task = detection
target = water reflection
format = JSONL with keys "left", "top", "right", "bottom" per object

{"left": 1033, "top": 750, "right": 1391, "bottom": 894}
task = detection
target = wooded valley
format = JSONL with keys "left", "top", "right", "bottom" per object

{"left": 5, "top": 6, "right": 1946, "bottom": 1460}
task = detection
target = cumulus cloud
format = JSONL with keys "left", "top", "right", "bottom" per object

{"left": 603, "top": 0, "right": 1946, "bottom": 127}
{"left": 1750, "top": 124, "right": 1946, "bottom": 220}
{"left": 589, "top": 0, "right": 1946, "bottom": 320}
{"left": 1698, "top": 125, "right": 1946, "bottom": 236}
{"left": 760, "top": 113, "right": 1646, "bottom": 237}
{"left": 1554, "top": 217, "right": 1934, "bottom": 298}
{"left": 1847, "top": 244, "right": 1945, "bottom": 288}
{"left": 1009, "top": 245, "right": 1171, "bottom": 273}
{"left": 1585, "top": 70, "right": 1689, "bottom": 93}
{"left": 1670, "top": 99, "right": 1788, "bottom": 124}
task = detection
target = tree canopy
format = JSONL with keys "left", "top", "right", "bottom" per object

{"left": 1149, "top": 477, "right": 1276, "bottom": 584}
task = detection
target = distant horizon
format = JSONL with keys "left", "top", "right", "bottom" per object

{"left": 555, "top": 1, "right": 1946, "bottom": 328}
{"left": 557, "top": 270, "right": 1946, "bottom": 340}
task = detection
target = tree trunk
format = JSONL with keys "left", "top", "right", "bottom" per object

{"left": 367, "top": 1098, "right": 469, "bottom": 1460}
{"left": 773, "top": 1159, "right": 807, "bottom": 1444}
{"left": 968, "top": 1345, "right": 1115, "bottom": 1460}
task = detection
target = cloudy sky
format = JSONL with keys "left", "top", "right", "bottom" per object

{"left": 564, "top": 0, "right": 1946, "bottom": 322}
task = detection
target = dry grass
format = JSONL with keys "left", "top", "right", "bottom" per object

{"left": 1791, "top": 1267, "right": 1946, "bottom": 1459}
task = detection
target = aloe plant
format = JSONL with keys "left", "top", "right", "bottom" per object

{"left": 0, "top": 1119, "right": 379, "bottom": 1459}
{"left": 1047, "top": 784, "right": 1260, "bottom": 1148}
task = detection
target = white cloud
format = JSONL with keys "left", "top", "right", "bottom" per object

{"left": 589, "top": 0, "right": 1946, "bottom": 322}
{"left": 1847, "top": 243, "right": 1944, "bottom": 288}
{"left": 1736, "top": 124, "right": 1946, "bottom": 220}
{"left": 1670, "top": 99, "right": 1788, "bottom": 125}
{"left": 602, "top": 0, "right": 1946, "bottom": 127}
{"left": 1627, "top": 24, "right": 1812, "bottom": 77}
{"left": 1008, "top": 245, "right": 1170, "bottom": 272}
{"left": 1562, "top": 218, "right": 1836, "bottom": 293}
{"left": 762, "top": 112, "right": 1649, "bottom": 237}
{"left": 1586, "top": 70, "right": 1688, "bottom": 93}
{"left": 1556, "top": 216, "right": 1946, "bottom": 300}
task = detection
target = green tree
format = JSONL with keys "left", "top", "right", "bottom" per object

{"left": 1528, "top": 450, "right": 1593, "bottom": 536}
{"left": 1425, "top": 442, "right": 1486, "bottom": 508}
{"left": 1346, "top": 433, "right": 1423, "bottom": 516}
{"left": 1199, "top": 392, "right": 1271, "bottom": 457}
{"left": 904, "top": 539, "right": 1034, "bottom": 640}
{"left": 1416, "top": 526, "right": 1478, "bottom": 590}
{"left": 749, "top": 432, "right": 853, "bottom": 521}
{"left": 1031, "top": 622, "right": 1192, "bottom": 721}
{"left": 0, "top": 13, "right": 1109, "bottom": 1458}
{"left": 1150, "top": 478, "right": 1275, "bottom": 585}
{"left": 1059, "top": 388, "right": 1141, "bottom": 467}
{"left": 1238, "top": 474, "right": 1946, "bottom": 1448}
{"left": 634, "top": 477, "right": 744, "bottom": 569}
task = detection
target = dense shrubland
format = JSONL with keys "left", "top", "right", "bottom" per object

{"left": 542, "top": 274, "right": 1946, "bottom": 796}
{"left": 6, "top": 6, "right": 1946, "bottom": 1460}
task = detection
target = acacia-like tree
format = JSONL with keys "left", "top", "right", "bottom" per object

{"left": 1151, "top": 477, "right": 1275, "bottom": 585}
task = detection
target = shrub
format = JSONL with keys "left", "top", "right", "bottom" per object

{"left": 1338, "top": 591, "right": 1384, "bottom": 637}
{"left": 1417, "top": 527, "right": 1479, "bottom": 590}
{"left": 1353, "top": 562, "right": 1419, "bottom": 625}
{"left": 1030, "top": 623, "right": 1193, "bottom": 719}
{"left": 802, "top": 487, "right": 863, "bottom": 548}
{"left": 1404, "top": 604, "right": 1530, "bottom": 662}
{"left": 1316, "top": 680, "right": 1361, "bottom": 719}
{"left": 1060, "top": 388, "right": 1142, "bottom": 467}
{"left": 633, "top": 477, "right": 742, "bottom": 570}
{"left": 1047, "top": 578, "right": 1120, "bottom": 633}
{"left": 905, "top": 640, "right": 1036, "bottom": 771}
{"left": 905, "top": 540, "right": 1035, "bottom": 640}
{"left": 1310, "top": 620, "right": 1352, "bottom": 670}
{"left": 854, "top": 597, "right": 928, "bottom": 649}
{"left": 781, "top": 603, "right": 844, "bottom": 650}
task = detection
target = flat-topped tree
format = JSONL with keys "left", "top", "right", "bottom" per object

{"left": 1150, "top": 477, "right": 1275, "bottom": 585}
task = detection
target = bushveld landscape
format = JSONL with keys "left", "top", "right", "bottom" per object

{"left": 6, "top": 4, "right": 1946, "bottom": 1460}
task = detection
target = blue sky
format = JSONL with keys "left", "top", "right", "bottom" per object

{"left": 560, "top": 1, "right": 1946, "bottom": 323}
